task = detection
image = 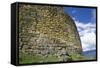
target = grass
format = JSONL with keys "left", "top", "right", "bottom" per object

{"left": 19, "top": 52, "right": 96, "bottom": 64}
{"left": 69, "top": 53, "right": 96, "bottom": 61}
{"left": 83, "top": 56, "right": 96, "bottom": 60}
{"left": 69, "top": 53, "right": 84, "bottom": 61}
{"left": 19, "top": 52, "right": 60, "bottom": 64}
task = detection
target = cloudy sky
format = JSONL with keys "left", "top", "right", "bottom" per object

{"left": 64, "top": 7, "right": 96, "bottom": 51}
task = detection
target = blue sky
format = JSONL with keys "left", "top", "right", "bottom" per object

{"left": 64, "top": 7, "right": 96, "bottom": 23}
{"left": 63, "top": 7, "right": 96, "bottom": 51}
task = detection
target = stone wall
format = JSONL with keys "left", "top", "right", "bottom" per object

{"left": 19, "top": 4, "right": 82, "bottom": 62}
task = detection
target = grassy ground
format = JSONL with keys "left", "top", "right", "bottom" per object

{"left": 19, "top": 52, "right": 96, "bottom": 64}
{"left": 19, "top": 52, "right": 60, "bottom": 64}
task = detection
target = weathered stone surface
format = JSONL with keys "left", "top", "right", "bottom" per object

{"left": 19, "top": 4, "right": 82, "bottom": 62}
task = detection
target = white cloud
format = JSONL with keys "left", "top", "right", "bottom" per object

{"left": 74, "top": 20, "right": 96, "bottom": 51}
{"left": 81, "top": 32, "right": 96, "bottom": 51}
{"left": 75, "top": 20, "right": 96, "bottom": 30}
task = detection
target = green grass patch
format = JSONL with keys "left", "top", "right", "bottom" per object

{"left": 19, "top": 52, "right": 95, "bottom": 64}
{"left": 19, "top": 52, "right": 60, "bottom": 64}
